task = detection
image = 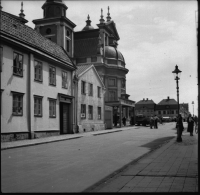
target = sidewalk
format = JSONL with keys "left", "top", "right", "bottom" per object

{"left": 85, "top": 133, "right": 198, "bottom": 192}
{"left": 1, "top": 126, "right": 134, "bottom": 150}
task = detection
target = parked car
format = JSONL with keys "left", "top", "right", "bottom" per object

{"left": 135, "top": 114, "right": 150, "bottom": 126}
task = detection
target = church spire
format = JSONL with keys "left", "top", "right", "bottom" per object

{"left": 99, "top": 8, "right": 105, "bottom": 24}
{"left": 19, "top": 2, "right": 25, "bottom": 18}
{"left": 82, "top": 14, "right": 94, "bottom": 31}
{"left": 106, "top": 6, "right": 111, "bottom": 22}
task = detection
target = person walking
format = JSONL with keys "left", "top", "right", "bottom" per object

{"left": 154, "top": 115, "right": 158, "bottom": 129}
{"left": 187, "top": 113, "right": 195, "bottom": 136}
{"left": 122, "top": 116, "right": 126, "bottom": 126}
{"left": 150, "top": 116, "right": 154, "bottom": 129}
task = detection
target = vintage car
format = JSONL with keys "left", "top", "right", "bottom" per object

{"left": 135, "top": 114, "right": 150, "bottom": 126}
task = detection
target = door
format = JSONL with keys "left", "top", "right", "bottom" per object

{"left": 60, "top": 103, "right": 70, "bottom": 134}
{"left": 105, "top": 110, "right": 112, "bottom": 129}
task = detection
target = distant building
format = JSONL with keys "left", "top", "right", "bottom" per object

{"left": 75, "top": 64, "right": 106, "bottom": 132}
{"left": 135, "top": 98, "right": 156, "bottom": 117}
{"left": 156, "top": 96, "right": 189, "bottom": 120}
{"left": 0, "top": 6, "right": 76, "bottom": 141}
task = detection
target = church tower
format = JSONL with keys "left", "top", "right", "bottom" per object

{"left": 33, "top": 0, "right": 76, "bottom": 58}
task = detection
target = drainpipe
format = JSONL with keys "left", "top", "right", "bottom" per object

{"left": 28, "top": 53, "right": 33, "bottom": 139}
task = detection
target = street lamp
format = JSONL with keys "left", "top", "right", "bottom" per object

{"left": 192, "top": 101, "right": 194, "bottom": 116}
{"left": 172, "top": 65, "right": 182, "bottom": 142}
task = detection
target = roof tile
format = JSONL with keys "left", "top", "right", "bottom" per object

{"left": 0, "top": 11, "right": 75, "bottom": 68}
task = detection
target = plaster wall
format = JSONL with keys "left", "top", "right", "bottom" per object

{"left": 77, "top": 68, "right": 105, "bottom": 132}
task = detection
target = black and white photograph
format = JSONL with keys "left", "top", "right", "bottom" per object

{"left": 1, "top": 0, "right": 198, "bottom": 192}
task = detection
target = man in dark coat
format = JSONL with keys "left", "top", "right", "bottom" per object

{"left": 187, "top": 114, "right": 195, "bottom": 136}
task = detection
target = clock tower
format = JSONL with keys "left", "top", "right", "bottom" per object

{"left": 33, "top": 0, "right": 76, "bottom": 58}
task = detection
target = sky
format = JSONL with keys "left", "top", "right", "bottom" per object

{"left": 1, "top": 0, "right": 198, "bottom": 116}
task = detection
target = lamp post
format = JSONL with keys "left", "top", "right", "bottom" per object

{"left": 172, "top": 65, "right": 182, "bottom": 142}
{"left": 192, "top": 101, "right": 194, "bottom": 116}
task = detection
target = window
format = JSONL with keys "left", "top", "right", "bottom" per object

{"left": 167, "top": 110, "right": 170, "bottom": 114}
{"left": 98, "top": 107, "right": 101, "bottom": 120}
{"left": 97, "top": 86, "right": 101, "bottom": 98}
{"left": 171, "top": 110, "right": 174, "bottom": 114}
{"left": 49, "top": 99, "right": 56, "bottom": 117}
{"left": 12, "top": 92, "right": 23, "bottom": 116}
{"left": 34, "top": 96, "right": 43, "bottom": 116}
{"left": 0, "top": 47, "right": 2, "bottom": 72}
{"left": 88, "top": 83, "right": 93, "bottom": 96}
{"left": 176, "top": 110, "right": 178, "bottom": 114}
{"left": 163, "top": 110, "right": 166, "bottom": 114}
{"left": 49, "top": 66, "right": 56, "bottom": 85}
{"left": 158, "top": 111, "right": 161, "bottom": 114}
{"left": 81, "top": 81, "right": 86, "bottom": 94}
{"left": 65, "top": 28, "right": 71, "bottom": 53}
{"left": 13, "top": 52, "right": 23, "bottom": 76}
{"left": 62, "top": 71, "right": 68, "bottom": 89}
{"left": 81, "top": 104, "right": 86, "bottom": 119}
{"left": 108, "top": 78, "right": 116, "bottom": 86}
{"left": 88, "top": 105, "right": 93, "bottom": 119}
{"left": 109, "top": 91, "right": 115, "bottom": 101}
{"left": 121, "top": 79, "right": 125, "bottom": 88}
{"left": 34, "top": 60, "right": 43, "bottom": 82}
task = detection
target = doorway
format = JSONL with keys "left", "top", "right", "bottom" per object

{"left": 60, "top": 102, "right": 70, "bottom": 134}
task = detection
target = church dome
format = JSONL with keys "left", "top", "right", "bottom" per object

{"left": 105, "top": 46, "right": 125, "bottom": 64}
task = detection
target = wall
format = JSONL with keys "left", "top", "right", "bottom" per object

{"left": 77, "top": 68, "right": 105, "bottom": 132}
{"left": 1, "top": 44, "right": 29, "bottom": 134}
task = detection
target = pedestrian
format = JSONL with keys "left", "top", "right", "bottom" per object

{"left": 154, "top": 115, "right": 158, "bottom": 129}
{"left": 122, "top": 116, "right": 126, "bottom": 126}
{"left": 187, "top": 113, "right": 195, "bottom": 136}
{"left": 113, "top": 114, "right": 118, "bottom": 127}
{"left": 177, "top": 114, "right": 184, "bottom": 136}
{"left": 150, "top": 116, "right": 154, "bottom": 129}
{"left": 160, "top": 116, "right": 163, "bottom": 124}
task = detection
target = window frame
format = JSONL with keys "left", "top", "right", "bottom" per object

{"left": 49, "top": 98, "right": 56, "bottom": 118}
{"left": 34, "top": 95, "right": 43, "bottom": 117}
{"left": 12, "top": 92, "right": 24, "bottom": 116}
{"left": 13, "top": 52, "right": 23, "bottom": 77}
{"left": 81, "top": 80, "right": 86, "bottom": 95}
{"left": 34, "top": 60, "right": 43, "bottom": 82}
{"left": 108, "top": 90, "right": 116, "bottom": 101}
{"left": 62, "top": 71, "right": 68, "bottom": 89}
{"left": 108, "top": 78, "right": 116, "bottom": 86}
{"left": 98, "top": 107, "right": 101, "bottom": 120}
{"left": 81, "top": 104, "right": 86, "bottom": 119}
{"left": 88, "top": 105, "right": 93, "bottom": 120}
{"left": 88, "top": 83, "right": 93, "bottom": 96}
{"left": 97, "top": 86, "right": 101, "bottom": 98}
{"left": 49, "top": 66, "right": 56, "bottom": 86}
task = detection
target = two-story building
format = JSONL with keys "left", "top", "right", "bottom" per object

{"left": 75, "top": 64, "right": 106, "bottom": 132}
{"left": 135, "top": 98, "right": 156, "bottom": 117}
{"left": 0, "top": 5, "right": 77, "bottom": 141}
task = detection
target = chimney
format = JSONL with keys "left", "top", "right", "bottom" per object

{"left": 143, "top": 98, "right": 145, "bottom": 101}
{"left": 146, "top": 98, "right": 148, "bottom": 101}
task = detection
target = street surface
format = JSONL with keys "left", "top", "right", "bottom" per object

{"left": 1, "top": 122, "right": 179, "bottom": 192}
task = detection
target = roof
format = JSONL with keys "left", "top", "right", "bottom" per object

{"left": 74, "top": 38, "right": 98, "bottom": 57}
{"left": 0, "top": 11, "right": 75, "bottom": 69}
{"left": 158, "top": 98, "right": 177, "bottom": 105}
{"left": 76, "top": 64, "right": 105, "bottom": 89}
{"left": 136, "top": 99, "right": 156, "bottom": 105}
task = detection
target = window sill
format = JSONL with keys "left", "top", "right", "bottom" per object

{"left": 34, "top": 79, "right": 43, "bottom": 83}
{"left": 34, "top": 115, "right": 43, "bottom": 117}
{"left": 12, "top": 114, "right": 23, "bottom": 116}
{"left": 49, "top": 84, "right": 56, "bottom": 87}
{"left": 13, "top": 74, "right": 23, "bottom": 77}
{"left": 49, "top": 116, "right": 56, "bottom": 118}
